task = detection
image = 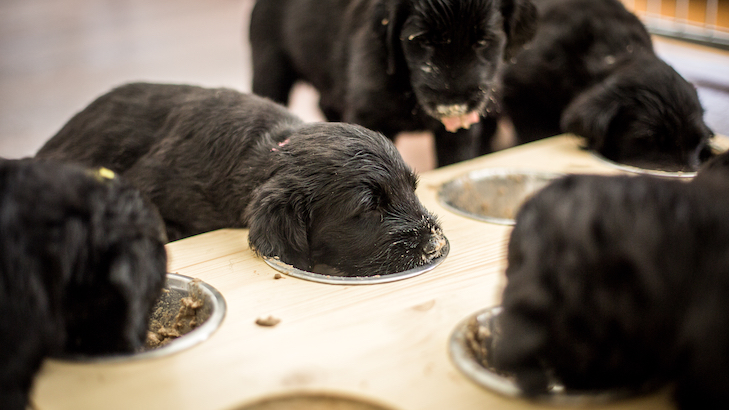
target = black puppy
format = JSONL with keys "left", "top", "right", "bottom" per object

{"left": 36, "top": 82, "right": 447, "bottom": 277}
{"left": 0, "top": 159, "right": 167, "bottom": 410}
{"left": 249, "top": 0, "right": 537, "bottom": 166}
{"left": 491, "top": 0, "right": 713, "bottom": 169}
{"left": 491, "top": 171, "right": 729, "bottom": 409}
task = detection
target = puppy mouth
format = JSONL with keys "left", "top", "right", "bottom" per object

{"left": 422, "top": 228, "right": 448, "bottom": 262}
{"left": 435, "top": 104, "right": 481, "bottom": 132}
{"left": 434, "top": 104, "right": 481, "bottom": 133}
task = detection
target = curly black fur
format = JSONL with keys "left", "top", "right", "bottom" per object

{"left": 250, "top": 0, "right": 537, "bottom": 166}
{"left": 492, "top": 169, "right": 729, "bottom": 409}
{"left": 489, "top": 0, "right": 713, "bottom": 169}
{"left": 36, "top": 82, "right": 446, "bottom": 277}
{"left": 0, "top": 159, "right": 167, "bottom": 410}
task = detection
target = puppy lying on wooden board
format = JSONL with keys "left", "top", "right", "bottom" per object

{"left": 249, "top": 0, "right": 538, "bottom": 166}
{"left": 489, "top": 152, "right": 729, "bottom": 408}
{"left": 0, "top": 159, "right": 167, "bottom": 410}
{"left": 37, "top": 82, "right": 447, "bottom": 277}
{"left": 487, "top": 0, "right": 714, "bottom": 170}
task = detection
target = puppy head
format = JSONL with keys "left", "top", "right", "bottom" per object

{"left": 1, "top": 159, "right": 168, "bottom": 355}
{"left": 495, "top": 174, "right": 718, "bottom": 394}
{"left": 378, "top": 0, "right": 536, "bottom": 132}
{"left": 561, "top": 56, "right": 714, "bottom": 170}
{"left": 246, "top": 123, "right": 447, "bottom": 276}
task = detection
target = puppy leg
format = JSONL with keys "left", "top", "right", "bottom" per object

{"left": 477, "top": 115, "right": 499, "bottom": 156}
{"left": 433, "top": 126, "right": 480, "bottom": 166}
{"left": 318, "top": 94, "right": 343, "bottom": 122}
{"left": 251, "top": 48, "right": 298, "bottom": 105}
{"left": 250, "top": 0, "right": 297, "bottom": 105}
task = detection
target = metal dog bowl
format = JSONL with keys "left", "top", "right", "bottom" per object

{"left": 592, "top": 154, "right": 698, "bottom": 178}
{"left": 233, "top": 392, "right": 396, "bottom": 410}
{"left": 591, "top": 140, "right": 728, "bottom": 178}
{"left": 449, "top": 306, "right": 648, "bottom": 404}
{"left": 264, "top": 238, "right": 449, "bottom": 285}
{"left": 58, "top": 273, "right": 226, "bottom": 362}
{"left": 439, "top": 169, "right": 562, "bottom": 225}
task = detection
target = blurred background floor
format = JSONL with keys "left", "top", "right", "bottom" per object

{"left": 2, "top": 0, "right": 728, "bottom": 174}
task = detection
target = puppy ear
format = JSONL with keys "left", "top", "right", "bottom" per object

{"left": 107, "top": 239, "right": 167, "bottom": 351}
{"left": 561, "top": 82, "right": 621, "bottom": 153}
{"left": 246, "top": 179, "right": 311, "bottom": 270}
{"left": 500, "top": 0, "right": 538, "bottom": 61}
{"left": 375, "top": 0, "right": 408, "bottom": 76}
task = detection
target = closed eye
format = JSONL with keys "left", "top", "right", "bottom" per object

{"left": 405, "top": 31, "right": 427, "bottom": 42}
{"left": 474, "top": 38, "right": 495, "bottom": 49}
{"left": 358, "top": 186, "right": 389, "bottom": 213}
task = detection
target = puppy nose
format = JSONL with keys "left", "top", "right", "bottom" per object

{"left": 689, "top": 140, "right": 711, "bottom": 171}
{"left": 424, "top": 231, "right": 447, "bottom": 257}
{"left": 436, "top": 103, "right": 469, "bottom": 117}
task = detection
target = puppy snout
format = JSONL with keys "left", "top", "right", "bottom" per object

{"left": 424, "top": 229, "right": 447, "bottom": 258}
{"left": 689, "top": 140, "right": 712, "bottom": 170}
{"left": 436, "top": 104, "right": 469, "bottom": 117}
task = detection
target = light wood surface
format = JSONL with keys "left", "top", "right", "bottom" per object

{"left": 32, "top": 134, "right": 729, "bottom": 410}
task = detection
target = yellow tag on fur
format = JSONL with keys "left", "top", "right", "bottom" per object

{"left": 97, "top": 167, "right": 116, "bottom": 180}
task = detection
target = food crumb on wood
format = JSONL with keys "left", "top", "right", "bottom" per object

{"left": 274, "top": 273, "right": 283, "bottom": 279}
{"left": 255, "top": 316, "right": 281, "bottom": 327}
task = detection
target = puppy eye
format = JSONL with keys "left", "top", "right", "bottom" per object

{"left": 406, "top": 33, "right": 433, "bottom": 49}
{"left": 358, "top": 188, "right": 386, "bottom": 213}
{"left": 371, "top": 193, "right": 387, "bottom": 211}
{"left": 407, "top": 32, "right": 426, "bottom": 42}
{"left": 474, "top": 39, "right": 490, "bottom": 49}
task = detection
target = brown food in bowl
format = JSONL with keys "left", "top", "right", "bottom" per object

{"left": 144, "top": 279, "right": 209, "bottom": 350}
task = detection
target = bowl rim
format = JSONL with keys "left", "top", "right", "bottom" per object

{"left": 590, "top": 152, "right": 697, "bottom": 178}
{"left": 263, "top": 239, "right": 449, "bottom": 285}
{"left": 438, "top": 168, "right": 564, "bottom": 225}
{"left": 590, "top": 139, "right": 728, "bottom": 178}
{"left": 234, "top": 391, "right": 396, "bottom": 410}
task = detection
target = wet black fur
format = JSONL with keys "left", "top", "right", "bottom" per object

{"left": 489, "top": 0, "right": 713, "bottom": 169}
{"left": 250, "top": 0, "right": 537, "bottom": 166}
{"left": 0, "top": 159, "right": 167, "bottom": 410}
{"left": 36, "top": 82, "right": 446, "bottom": 277}
{"left": 492, "top": 168, "right": 729, "bottom": 409}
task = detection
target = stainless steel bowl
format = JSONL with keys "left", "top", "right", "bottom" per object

{"left": 234, "top": 392, "right": 396, "bottom": 410}
{"left": 439, "top": 169, "right": 562, "bottom": 225}
{"left": 449, "top": 306, "right": 648, "bottom": 404}
{"left": 264, "top": 239, "right": 449, "bottom": 285}
{"left": 58, "top": 273, "right": 226, "bottom": 362}
{"left": 591, "top": 140, "right": 727, "bottom": 178}
{"left": 591, "top": 153, "right": 698, "bottom": 178}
